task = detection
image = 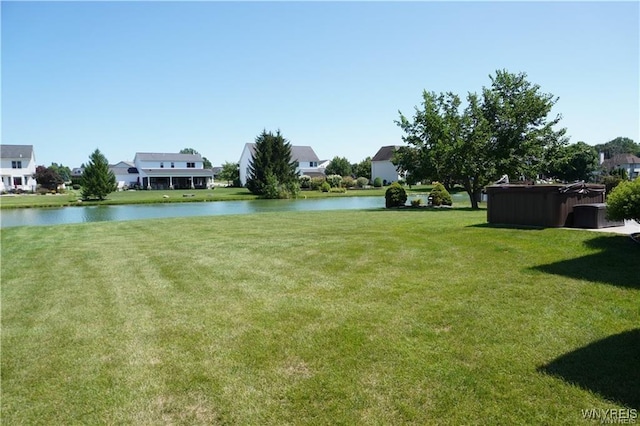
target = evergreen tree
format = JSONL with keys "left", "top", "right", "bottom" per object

{"left": 246, "top": 130, "right": 298, "bottom": 198}
{"left": 81, "top": 149, "right": 117, "bottom": 200}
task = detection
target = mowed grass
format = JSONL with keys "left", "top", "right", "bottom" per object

{"left": 1, "top": 209, "right": 638, "bottom": 424}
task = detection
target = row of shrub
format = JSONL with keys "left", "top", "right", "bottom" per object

{"left": 298, "top": 175, "right": 405, "bottom": 191}
{"left": 385, "top": 182, "right": 453, "bottom": 208}
{"left": 299, "top": 175, "right": 371, "bottom": 190}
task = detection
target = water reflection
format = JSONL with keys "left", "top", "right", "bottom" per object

{"left": 0, "top": 193, "right": 469, "bottom": 229}
{"left": 82, "top": 206, "right": 117, "bottom": 223}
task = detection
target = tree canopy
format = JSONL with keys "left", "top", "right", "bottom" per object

{"left": 325, "top": 156, "right": 352, "bottom": 177}
{"left": 246, "top": 130, "right": 298, "bottom": 198}
{"left": 49, "top": 163, "right": 72, "bottom": 182}
{"left": 594, "top": 137, "right": 640, "bottom": 159}
{"left": 35, "top": 166, "right": 64, "bottom": 190}
{"left": 352, "top": 157, "right": 372, "bottom": 180}
{"left": 395, "top": 70, "right": 567, "bottom": 208}
{"left": 81, "top": 149, "right": 117, "bottom": 200}
{"left": 545, "top": 141, "right": 599, "bottom": 182}
{"left": 219, "top": 162, "right": 240, "bottom": 186}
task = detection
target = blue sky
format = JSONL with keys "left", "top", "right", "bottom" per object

{"left": 2, "top": 1, "right": 639, "bottom": 168}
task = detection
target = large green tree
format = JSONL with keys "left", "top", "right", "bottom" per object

{"left": 219, "top": 162, "right": 240, "bottom": 186}
{"left": 352, "top": 156, "right": 372, "bottom": 180}
{"left": 49, "top": 163, "right": 72, "bottom": 182}
{"left": 325, "top": 156, "right": 352, "bottom": 177}
{"left": 396, "top": 70, "right": 567, "bottom": 208}
{"left": 395, "top": 91, "right": 464, "bottom": 191}
{"left": 81, "top": 149, "right": 117, "bottom": 200}
{"left": 545, "top": 141, "right": 599, "bottom": 182}
{"left": 246, "top": 130, "right": 298, "bottom": 198}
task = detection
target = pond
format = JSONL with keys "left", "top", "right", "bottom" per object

{"left": 0, "top": 196, "right": 389, "bottom": 228}
{"left": 0, "top": 193, "right": 470, "bottom": 228}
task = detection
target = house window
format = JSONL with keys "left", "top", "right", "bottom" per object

{"left": 187, "top": 162, "right": 195, "bottom": 168}
{"left": 171, "top": 162, "right": 175, "bottom": 168}
{"left": 11, "top": 161, "right": 22, "bottom": 169}
{"left": 160, "top": 162, "right": 164, "bottom": 168}
{"left": 13, "top": 177, "right": 22, "bottom": 186}
{"left": 310, "top": 161, "right": 317, "bottom": 167}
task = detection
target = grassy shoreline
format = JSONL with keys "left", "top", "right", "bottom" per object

{"left": 0, "top": 186, "right": 420, "bottom": 210}
{"left": 2, "top": 209, "right": 638, "bottom": 424}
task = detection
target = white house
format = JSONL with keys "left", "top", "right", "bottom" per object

{"left": 109, "top": 161, "right": 140, "bottom": 190}
{"left": 371, "top": 145, "right": 402, "bottom": 184}
{"left": 238, "top": 143, "right": 323, "bottom": 186}
{"left": 0, "top": 144, "right": 37, "bottom": 192}
{"left": 133, "top": 152, "right": 214, "bottom": 190}
{"left": 601, "top": 153, "right": 640, "bottom": 180}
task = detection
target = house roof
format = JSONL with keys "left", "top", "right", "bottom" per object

{"left": 243, "top": 143, "right": 319, "bottom": 162}
{"left": 0, "top": 144, "right": 34, "bottom": 159}
{"left": 601, "top": 153, "right": 640, "bottom": 169}
{"left": 134, "top": 152, "right": 203, "bottom": 162}
{"left": 110, "top": 166, "right": 139, "bottom": 175}
{"left": 291, "top": 146, "right": 320, "bottom": 162}
{"left": 372, "top": 145, "right": 400, "bottom": 162}
{"left": 110, "top": 161, "right": 135, "bottom": 168}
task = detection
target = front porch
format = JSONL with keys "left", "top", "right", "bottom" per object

{"left": 141, "top": 175, "right": 211, "bottom": 190}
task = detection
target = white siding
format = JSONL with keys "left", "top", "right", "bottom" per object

{"left": 135, "top": 160, "right": 203, "bottom": 169}
{"left": 238, "top": 144, "right": 253, "bottom": 186}
{"left": 0, "top": 151, "right": 37, "bottom": 192}
{"left": 371, "top": 161, "right": 401, "bottom": 184}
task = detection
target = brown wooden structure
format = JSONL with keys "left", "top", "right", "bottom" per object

{"left": 485, "top": 183, "right": 606, "bottom": 227}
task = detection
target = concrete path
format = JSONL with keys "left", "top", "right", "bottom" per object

{"left": 580, "top": 220, "right": 640, "bottom": 235}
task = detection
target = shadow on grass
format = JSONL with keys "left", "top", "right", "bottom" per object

{"left": 531, "top": 235, "right": 639, "bottom": 289}
{"left": 538, "top": 329, "right": 640, "bottom": 409}
{"left": 385, "top": 206, "right": 486, "bottom": 213}
{"left": 468, "top": 222, "right": 545, "bottom": 231}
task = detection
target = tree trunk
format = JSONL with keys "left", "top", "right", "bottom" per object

{"left": 468, "top": 191, "right": 479, "bottom": 209}
{"left": 464, "top": 179, "right": 482, "bottom": 209}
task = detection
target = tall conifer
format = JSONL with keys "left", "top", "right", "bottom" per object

{"left": 246, "top": 130, "right": 297, "bottom": 197}
{"left": 81, "top": 149, "right": 117, "bottom": 200}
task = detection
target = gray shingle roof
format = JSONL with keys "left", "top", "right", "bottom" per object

{"left": 135, "top": 152, "right": 203, "bottom": 162}
{"left": 372, "top": 146, "right": 400, "bottom": 162}
{"left": 291, "top": 146, "right": 320, "bottom": 162}
{"left": 0, "top": 145, "right": 34, "bottom": 159}
{"left": 244, "top": 143, "right": 319, "bottom": 162}
{"left": 602, "top": 153, "right": 640, "bottom": 169}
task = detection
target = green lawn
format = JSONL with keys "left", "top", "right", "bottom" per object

{"left": 0, "top": 186, "right": 406, "bottom": 209}
{"left": 2, "top": 208, "right": 638, "bottom": 424}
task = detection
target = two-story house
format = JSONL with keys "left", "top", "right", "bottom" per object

{"left": 601, "top": 153, "right": 640, "bottom": 180}
{"left": 134, "top": 152, "right": 214, "bottom": 190}
{"left": 371, "top": 145, "right": 403, "bottom": 184}
{"left": 238, "top": 143, "right": 323, "bottom": 186}
{"left": 109, "top": 161, "right": 140, "bottom": 190}
{"left": 0, "top": 144, "right": 37, "bottom": 192}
